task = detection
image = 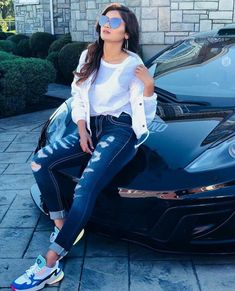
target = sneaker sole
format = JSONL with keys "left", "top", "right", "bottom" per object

{"left": 48, "top": 270, "right": 64, "bottom": 285}
{"left": 10, "top": 270, "right": 64, "bottom": 291}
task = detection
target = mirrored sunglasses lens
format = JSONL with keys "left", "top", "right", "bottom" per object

{"left": 99, "top": 15, "right": 108, "bottom": 26}
{"left": 109, "top": 18, "right": 122, "bottom": 28}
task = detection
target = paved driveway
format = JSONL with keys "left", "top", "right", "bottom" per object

{"left": 1, "top": 109, "right": 235, "bottom": 291}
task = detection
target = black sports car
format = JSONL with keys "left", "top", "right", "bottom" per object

{"left": 31, "top": 24, "right": 235, "bottom": 254}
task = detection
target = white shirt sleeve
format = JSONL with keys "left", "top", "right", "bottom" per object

{"left": 129, "top": 75, "right": 158, "bottom": 127}
{"left": 71, "top": 49, "right": 88, "bottom": 124}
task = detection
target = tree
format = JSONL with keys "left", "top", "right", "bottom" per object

{"left": 0, "top": 0, "right": 14, "bottom": 19}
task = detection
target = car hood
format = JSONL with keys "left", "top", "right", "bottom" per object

{"left": 145, "top": 102, "right": 235, "bottom": 170}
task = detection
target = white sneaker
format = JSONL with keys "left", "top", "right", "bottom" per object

{"left": 10, "top": 255, "right": 64, "bottom": 291}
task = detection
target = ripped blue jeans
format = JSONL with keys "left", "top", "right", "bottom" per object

{"left": 31, "top": 112, "right": 138, "bottom": 257}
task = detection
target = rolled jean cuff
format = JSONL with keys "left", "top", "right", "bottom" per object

{"left": 49, "top": 241, "right": 68, "bottom": 258}
{"left": 49, "top": 210, "right": 67, "bottom": 220}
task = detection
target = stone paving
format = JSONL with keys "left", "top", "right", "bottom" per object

{"left": 1, "top": 107, "right": 235, "bottom": 290}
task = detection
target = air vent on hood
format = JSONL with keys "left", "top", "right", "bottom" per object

{"left": 217, "top": 24, "right": 235, "bottom": 36}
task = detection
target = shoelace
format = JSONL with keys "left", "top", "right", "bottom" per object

{"left": 25, "top": 263, "right": 41, "bottom": 277}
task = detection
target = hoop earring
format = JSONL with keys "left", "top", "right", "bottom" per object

{"left": 125, "top": 38, "right": 129, "bottom": 49}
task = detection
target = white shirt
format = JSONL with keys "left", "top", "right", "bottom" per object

{"left": 89, "top": 56, "right": 139, "bottom": 117}
{"left": 71, "top": 48, "right": 158, "bottom": 148}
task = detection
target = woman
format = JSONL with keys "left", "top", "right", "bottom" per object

{"left": 11, "top": 3, "right": 157, "bottom": 290}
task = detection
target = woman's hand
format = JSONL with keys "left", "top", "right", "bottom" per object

{"left": 79, "top": 129, "right": 94, "bottom": 154}
{"left": 135, "top": 64, "right": 154, "bottom": 87}
{"left": 134, "top": 64, "right": 154, "bottom": 97}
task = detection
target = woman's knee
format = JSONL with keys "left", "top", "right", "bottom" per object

{"left": 31, "top": 159, "right": 42, "bottom": 172}
{"left": 31, "top": 147, "right": 50, "bottom": 172}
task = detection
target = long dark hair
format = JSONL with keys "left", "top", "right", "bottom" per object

{"left": 74, "top": 3, "right": 140, "bottom": 85}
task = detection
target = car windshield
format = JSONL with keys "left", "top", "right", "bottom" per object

{"left": 151, "top": 37, "right": 235, "bottom": 99}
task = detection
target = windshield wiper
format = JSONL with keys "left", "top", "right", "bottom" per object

{"left": 156, "top": 86, "right": 177, "bottom": 100}
{"left": 156, "top": 87, "right": 209, "bottom": 106}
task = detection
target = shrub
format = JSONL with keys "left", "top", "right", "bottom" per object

{"left": 0, "top": 61, "right": 27, "bottom": 116}
{"left": 47, "top": 51, "right": 59, "bottom": 70}
{"left": 48, "top": 33, "right": 71, "bottom": 53}
{"left": 47, "top": 50, "right": 66, "bottom": 83}
{"left": 30, "top": 32, "right": 55, "bottom": 58}
{"left": 58, "top": 41, "right": 87, "bottom": 83}
{"left": 12, "top": 58, "right": 56, "bottom": 104}
{"left": 7, "top": 33, "right": 29, "bottom": 44}
{"left": 5, "top": 32, "right": 15, "bottom": 38}
{"left": 0, "top": 40, "right": 16, "bottom": 53}
{"left": 0, "top": 32, "right": 7, "bottom": 40}
{"left": 15, "top": 38, "right": 32, "bottom": 57}
{"left": 0, "top": 51, "right": 17, "bottom": 61}
{"left": 0, "top": 57, "right": 56, "bottom": 116}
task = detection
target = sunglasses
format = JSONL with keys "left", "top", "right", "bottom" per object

{"left": 98, "top": 15, "right": 124, "bottom": 29}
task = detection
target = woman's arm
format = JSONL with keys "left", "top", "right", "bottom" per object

{"left": 70, "top": 49, "right": 94, "bottom": 154}
{"left": 129, "top": 63, "right": 157, "bottom": 126}
{"left": 135, "top": 63, "right": 155, "bottom": 97}
{"left": 143, "top": 79, "right": 155, "bottom": 97}
{"left": 71, "top": 49, "right": 88, "bottom": 131}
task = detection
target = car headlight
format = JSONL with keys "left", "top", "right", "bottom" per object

{"left": 185, "top": 135, "right": 235, "bottom": 172}
{"left": 47, "top": 103, "right": 69, "bottom": 144}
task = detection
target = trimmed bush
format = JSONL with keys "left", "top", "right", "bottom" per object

{"left": 30, "top": 32, "right": 55, "bottom": 58}
{"left": 15, "top": 38, "right": 32, "bottom": 57}
{"left": 48, "top": 33, "right": 71, "bottom": 53}
{"left": 47, "top": 51, "right": 59, "bottom": 71}
{"left": 13, "top": 58, "right": 56, "bottom": 104}
{"left": 0, "top": 40, "right": 16, "bottom": 53}
{"left": 47, "top": 51, "right": 59, "bottom": 67}
{"left": 0, "top": 51, "right": 17, "bottom": 61}
{"left": 0, "top": 57, "right": 56, "bottom": 116}
{"left": 0, "top": 32, "right": 7, "bottom": 40}
{"left": 7, "top": 34, "right": 29, "bottom": 44}
{"left": 58, "top": 41, "right": 87, "bottom": 84}
{"left": 5, "top": 32, "right": 15, "bottom": 38}
{"left": 0, "top": 61, "right": 27, "bottom": 116}
{"left": 47, "top": 51, "right": 66, "bottom": 83}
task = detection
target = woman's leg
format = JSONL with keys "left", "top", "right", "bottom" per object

{"left": 10, "top": 132, "right": 94, "bottom": 290}
{"left": 11, "top": 114, "right": 139, "bottom": 291}
{"left": 47, "top": 123, "right": 138, "bottom": 262}
{"left": 31, "top": 132, "right": 92, "bottom": 226}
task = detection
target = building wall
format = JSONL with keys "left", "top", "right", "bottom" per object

{"left": 70, "top": 0, "right": 235, "bottom": 59}
{"left": 14, "top": 0, "right": 70, "bottom": 34}
{"left": 14, "top": 0, "right": 235, "bottom": 58}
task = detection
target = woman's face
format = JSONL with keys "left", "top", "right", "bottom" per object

{"left": 100, "top": 10, "right": 128, "bottom": 44}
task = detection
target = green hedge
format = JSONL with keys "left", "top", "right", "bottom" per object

{"left": 47, "top": 51, "right": 59, "bottom": 70}
{"left": 0, "top": 51, "right": 17, "bottom": 61}
{"left": 48, "top": 33, "right": 71, "bottom": 53}
{"left": 14, "top": 58, "right": 56, "bottom": 104}
{"left": 46, "top": 50, "right": 67, "bottom": 83}
{"left": 15, "top": 38, "right": 32, "bottom": 57}
{"left": 58, "top": 41, "right": 87, "bottom": 84}
{"left": 30, "top": 32, "right": 55, "bottom": 58}
{"left": 0, "top": 57, "right": 56, "bottom": 116}
{"left": 7, "top": 34, "right": 29, "bottom": 44}
{"left": 0, "top": 32, "right": 7, "bottom": 40}
{"left": 5, "top": 32, "right": 15, "bottom": 38}
{"left": 0, "top": 62, "right": 27, "bottom": 115}
{"left": 0, "top": 40, "right": 16, "bottom": 53}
